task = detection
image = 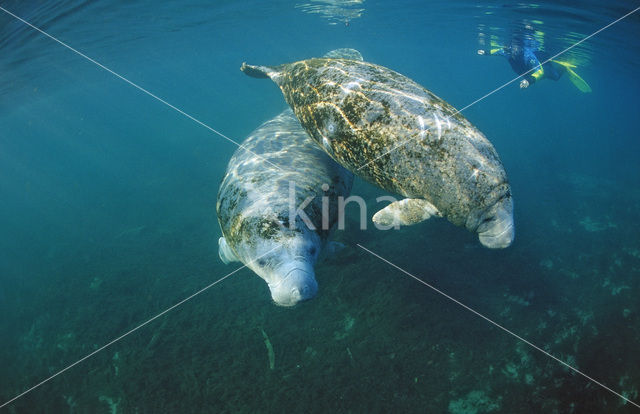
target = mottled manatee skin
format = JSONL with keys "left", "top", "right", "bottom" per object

{"left": 266, "top": 58, "right": 511, "bottom": 230}
{"left": 216, "top": 109, "right": 353, "bottom": 273}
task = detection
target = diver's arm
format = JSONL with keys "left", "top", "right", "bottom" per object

{"left": 520, "top": 50, "right": 545, "bottom": 88}
{"left": 520, "top": 66, "right": 544, "bottom": 88}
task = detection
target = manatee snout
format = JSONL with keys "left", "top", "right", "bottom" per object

{"left": 475, "top": 196, "right": 514, "bottom": 249}
{"left": 269, "top": 265, "right": 318, "bottom": 307}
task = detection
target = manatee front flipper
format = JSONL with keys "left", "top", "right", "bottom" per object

{"left": 372, "top": 198, "right": 441, "bottom": 228}
{"left": 218, "top": 237, "right": 239, "bottom": 264}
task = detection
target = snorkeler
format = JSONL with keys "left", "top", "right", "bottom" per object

{"left": 478, "top": 25, "right": 591, "bottom": 92}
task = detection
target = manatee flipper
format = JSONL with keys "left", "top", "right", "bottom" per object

{"left": 373, "top": 198, "right": 441, "bottom": 227}
{"left": 552, "top": 60, "right": 592, "bottom": 93}
{"left": 218, "top": 237, "right": 239, "bottom": 264}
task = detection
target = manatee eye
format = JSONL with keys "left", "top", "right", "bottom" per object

{"left": 257, "top": 259, "right": 266, "bottom": 266}
{"left": 309, "top": 246, "right": 317, "bottom": 256}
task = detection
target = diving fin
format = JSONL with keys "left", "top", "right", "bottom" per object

{"left": 552, "top": 60, "right": 592, "bottom": 93}
{"left": 489, "top": 40, "right": 504, "bottom": 55}
{"left": 551, "top": 59, "right": 577, "bottom": 68}
{"left": 565, "top": 66, "right": 592, "bottom": 93}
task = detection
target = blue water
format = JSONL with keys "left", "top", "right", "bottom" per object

{"left": 1, "top": 0, "right": 639, "bottom": 412}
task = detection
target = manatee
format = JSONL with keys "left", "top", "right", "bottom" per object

{"left": 217, "top": 55, "right": 357, "bottom": 305}
{"left": 240, "top": 57, "right": 514, "bottom": 248}
{"left": 217, "top": 109, "right": 353, "bottom": 306}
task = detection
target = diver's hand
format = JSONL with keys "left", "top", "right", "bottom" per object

{"left": 520, "top": 79, "right": 529, "bottom": 89}
{"left": 477, "top": 49, "right": 485, "bottom": 55}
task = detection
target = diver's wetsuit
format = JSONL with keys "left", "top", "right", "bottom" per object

{"left": 491, "top": 46, "right": 564, "bottom": 86}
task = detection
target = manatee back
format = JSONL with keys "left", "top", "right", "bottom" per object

{"left": 216, "top": 109, "right": 353, "bottom": 259}
{"left": 272, "top": 59, "right": 509, "bottom": 226}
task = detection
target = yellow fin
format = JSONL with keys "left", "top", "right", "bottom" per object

{"left": 551, "top": 59, "right": 577, "bottom": 68}
{"left": 565, "top": 67, "right": 592, "bottom": 93}
{"left": 552, "top": 60, "right": 591, "bottom": 92}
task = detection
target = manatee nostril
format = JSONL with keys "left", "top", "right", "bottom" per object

{"left": 326, "top": 121, "right": 337, "bottom": 135}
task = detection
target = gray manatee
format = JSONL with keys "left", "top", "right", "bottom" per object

{"left": 241, "top": 57, "right": 514, "bottom": 248}
{"left": 217, "top": 53, "right": 357, "bottom": 305}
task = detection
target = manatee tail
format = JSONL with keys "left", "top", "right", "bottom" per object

{"left": 552, "top": 60, "right": 592, "bottom": 93}
{"left": 240, "top": 62, "right": 284, "bottom": 81}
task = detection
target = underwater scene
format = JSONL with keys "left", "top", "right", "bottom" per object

{"left": 1, "top": 0, "right": 639, "bottom": 412}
